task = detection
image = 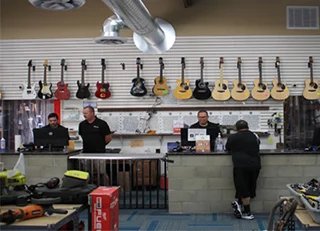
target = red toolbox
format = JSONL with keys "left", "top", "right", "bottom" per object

{"left": 89, "top": 186, "right": 120, "bottom": 231}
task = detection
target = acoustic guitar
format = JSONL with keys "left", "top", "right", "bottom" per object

{"left": 193, "top": 57, "right": 211, "bottom": 100}
{"left": 231, "top": 57, "right": 250, "bottom": 101}
{"left": 95, "top": 58, "right": 111, "bottom": 99}
{"left": 76, "top": 59, "right": 91, "bottom": 99}
{"left": 38, "top": 59, "right": 53, "bottom": 100}
{"left": 270, "top": 57, "right": 290, "bottom": 100}
{"left": 303, "top": 56, "right": 320, "bottom": 100}
{"left": 212, "top": 57, "right": 230, "bottom": 101}
{"left": 152, "top": 57, "right": 169, "bottom": 96}
{"left": 22, "top": 60, "right": 37, "bottom": 99}
{"left": 54, "top": 59, "right": 70, "bottom": 100}
{"left": 173, "top": 57, "right": 192, "bottom": 100}
{"left": 130, "top": 57, "right": 147, "bottom": 97}
{"left": 251, "top": 57, "right": 270, "bottom": 101}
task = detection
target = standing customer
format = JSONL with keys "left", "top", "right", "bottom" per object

{"left": 225, "top": 120, "right": 261, "bottom": 220}
{"left": 79, "top": 106, "right": 112, "bottom": 153}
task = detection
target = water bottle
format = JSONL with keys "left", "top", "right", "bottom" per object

{"left": 1, "top": 137, "right": 6, "bottom": 151}
{"left": 214, "top": 133, "right": 224, "bottom": 152}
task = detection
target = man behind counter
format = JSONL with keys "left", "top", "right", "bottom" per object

{"left": 190, "top": 110, "right": 222, "bottom": 151}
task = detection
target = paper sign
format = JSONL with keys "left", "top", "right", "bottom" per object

{"left": 188, "top": 129, "right": 206, "bottom": 141}
{"left": 195, "top": 135, "right": 210, "bottom": 153}
{"left": 130, "top": 140, "right": 144, "bottom": 148}
{"left": 173, "top": 120, "right": 184, "bottom": 134}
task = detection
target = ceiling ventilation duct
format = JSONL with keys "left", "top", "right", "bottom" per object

{"left": 96, "top": 0, "right": 176, "bottom": 54}
{"left": 28, "top": 0, "right": 85, "bottom": 11}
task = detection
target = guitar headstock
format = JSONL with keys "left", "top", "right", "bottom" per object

{"left": 181, "top": 57, "right": 185, "bottom": 69}
{"left": 259, "top": 57, "right": 263, "bottom": 64}
{"left": 237, "top": 57, "right": 242, "bottom": 69}
{"left": 28, "top": 60, "right": 32, "bottom": 67}
{"left": 159, "top": 57, "right": 164, "bottom": 69}
{"left": 219, "top": 57, "right": 224, "bottom": 68}
{"left": 200, "top": 57, "right": 204, "bottom": 69}
{"left": 81, "top": 59, "right": 87, "bottom": 70}
{"left": 61, "top": 59, "right": 65, "bottom": 66}
{"left": 43, "top": 59, "right": 49, "bottom": 67}
{"left": 101, "top": 58, "right": 106, "bottom": 69}
{"left": 275, "top": 56, "right": 280, "bottom": 68}
{"left": 308, "top": 56, "right": 313, "bottom": 68}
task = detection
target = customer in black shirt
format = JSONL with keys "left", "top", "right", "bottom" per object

{"left": 79, "top": 106, "right": 112, "bottom": 153}
{"left": 190, "top": 110, "right": 222, "bottom": 150}
{"left": 226, "top": 120, "right": 261, "bottom": 220}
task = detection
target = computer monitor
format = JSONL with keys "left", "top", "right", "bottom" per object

{"left": 180, "top": 128, "right": 220, "bottom": 149}
{"left": 33, "top": 127, "right": 69, "bottom": 151}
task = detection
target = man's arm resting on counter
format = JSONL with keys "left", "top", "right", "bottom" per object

{"left": 105, "top": 134, "right": 112, "bottom": 145}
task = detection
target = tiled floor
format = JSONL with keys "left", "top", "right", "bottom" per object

{"left": 80, "top": 209, "right": 303, "bottom": 231}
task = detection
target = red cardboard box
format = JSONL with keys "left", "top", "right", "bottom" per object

{"left": 89, "top": 186, "right": 120, "bottom": 231}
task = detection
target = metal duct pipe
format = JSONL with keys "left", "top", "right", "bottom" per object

{"left": 98, "top": 0, "right": 175, "bottom": 54}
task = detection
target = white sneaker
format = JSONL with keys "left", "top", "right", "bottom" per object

{"left": 231, "top": 201, "right": 242, "bottom": 219}
{"left": 241, "top": 212, "right": 254, "bottom": 220}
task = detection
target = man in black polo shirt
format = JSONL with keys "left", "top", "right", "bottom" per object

{"left": 190, "top": 110, "right": 222, "bottom": 151}
{"left": 79, "top": 106, "right": 112, "bottom": 153}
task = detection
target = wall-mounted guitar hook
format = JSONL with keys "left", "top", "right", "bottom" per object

{"left": 32, "top": 66, "right": 36, "bottom": 71}
{"left": 48, "top": 65, "right": 52, "bottom": 71}
{"left": 120, "top": 63, "right": 125, "bottom": 70}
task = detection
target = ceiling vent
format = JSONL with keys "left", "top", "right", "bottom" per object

{"left": 29, "top": 0, "right": 85, "bottom": 11}
{"left": 287, "top": 6, "right": 319, "bottom": 29}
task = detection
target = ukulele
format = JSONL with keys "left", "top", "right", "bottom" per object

{"left": 130, "top": 57, "right": 147, "bottom": 97}
{"left": 303, "top": 56, "right": 320, "bottom": 100}
{"left": 54, "top": 59, "right": 70, "bottom": 100}
{"left": 95, "top": 58, "right": 111, "bottom": 99}
{"left": 173, "top": 57, "right": 192, "bottom": 100}
{"left": 193, "top": 57, "right": 211, "bottom": 100}
{"left": 22, "top": 60, "right": 37, "bottom": 99}
{"left": 212, "top": 57, "right": 230, "bottom": 101}
{"left": 231, "top": 57, "right": 250, "bottom": 101}
{"left": 152, "top": 57, "right": 169, "bottom": 96}
{"left": 76, "top": 59, "right": 91, "bottom": 99}
{"left": 252, "top": 57, "right": 270, "bottom": 101}
{"left": 38, "top": 59, "right": 53, "bottom": 100}
{"left": 271, "top": 57, "right": 290, "bottom": 100}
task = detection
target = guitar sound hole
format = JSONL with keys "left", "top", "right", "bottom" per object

{"left": 220, "top": 84, "right": 227, "bottom": 90}
{"left": 310, "top": 82, "right": 318, "bottom": 89}
{"left": 277, "top": 83, "right": 285, "bottom": 90}
{"left": 258, "top": 83, "right": 267, "bottom": 90}
{"left": 238, "top": 84, "right": 246, "bottom": 91}
{"left": 184, "top": 85, "right": 189, "bottom": 91}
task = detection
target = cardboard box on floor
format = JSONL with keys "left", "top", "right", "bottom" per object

{"left": 89, "top": 186, "right": 119, "bottom": 231}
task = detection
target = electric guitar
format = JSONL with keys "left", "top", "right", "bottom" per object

{"left": 130, "top": 57, "right": 147, "bottom": 97}
{"left": 22, "top": 60, "right": 37, "bottom": 99}
{"left": 95, "top": 58, "right": 111, "bottom": 99}
{"left": 212, "top": 57, "right": 230, "bottom": 101}
{"left": 251, "top": 57, "right": 270, "bottom": 101}
{"left": 38, "top": 59, "right": 53, "bottom": 100}
{"left": 152, "top": 57, "right": 169, "bottom": 96}
{"left": 193, "top": 57, "right": 211, "bottom": 100}
{"left": 231, "top": 57, "right": 250, "bottom": 101}
{"left": 54, "top": 59, "right": 70, "bottom": 100}
{"left": 173, "top": 57, "right": 192, "bottom": 100}
{"left": 271, "top": 57, "right": 290, "bottom": 100}
{"left": 303, "top": 56, "right": 320, "bottom": 100}
{"left": 76, "top": 59, "right": 91, "bottom": 99}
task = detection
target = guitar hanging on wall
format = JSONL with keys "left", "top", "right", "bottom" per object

{"left": 22, "top": 60, "right": 37, "bottom": 99}
{"left": 193, "top": 57, "right": 211, "bottom": 100}
{"left": 231, "top": 57, "right": 250, "bottom": 101}
{"left": 95, "top": 58, "right": 111, "bottom": 99}
{"left": 173, "top": 57, "right": 192, "bottom": 100}
{"left": 76, "top": 59, "right": 91, "bottom": 99}
{"left": 270, "top": 57, "right": 290, "bottom": 100}
{"left": 152, "top": 57, "right": 169, "bottom": 96}
{"left": 303, "top": 56, "right": 320, "bottom": 100}
{"left": 130, "top": 57, "right": 147, "bottom": 97}
{"left": 54, "top": 59, "right": 70, "bottom": 100}
{"left": 251, "top": 57, "right": 270, "bottom": 101}
{"left": 212, "top": 57, "right": 230, "bottom": 101}
{"left": 38, "top": 59, "right": 53, "bottom": 100}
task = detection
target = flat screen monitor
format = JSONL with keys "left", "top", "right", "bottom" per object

{"left": 180, "top": 128, "right": 220, "bottom": 148}
{"left": 33, "top": 127, "right": 69, "bottom": 150}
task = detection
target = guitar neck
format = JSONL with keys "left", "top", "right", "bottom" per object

{"left": 310, "top": 63, "right": 314, "bottom": 83}
{"left": 159, "top": 64, "right": 163, "bottom": 82}
{"left": 44, "top": 66, "right": 47, "bottom": 85}
{"left": 136, "top": 63, "right": 141, "bottom": 82}
{"left": 277, "top": 63, "right": 282, "bottom": 84}
{"left": 238, "top": 65, "right": 242, "bottom": 84}
{"left": 28, "top": 67, "right": 31, "bottom": 88}
{"left": 101, "top": 65, "right": 105, "bottom": 84}
{"left": 81, "top": 66, "right": 85, "bottom": 87}
{"left": 200, "top": 61, "right": 204, "bottom": 82}
{"left": 181, "top": 57, "right": 185, "bottom": 84}
{"left": 258, "top": 63, "right": 262, "bottom": 84}
{"left": 219, "top": 64, "right": 223, "bottom": 85}
{"left": 60, "top": 65, "right": 64, "bottom": 83}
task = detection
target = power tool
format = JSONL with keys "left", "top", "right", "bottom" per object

{"left": 0, "top": 197, "right": 68, "bottom": 224}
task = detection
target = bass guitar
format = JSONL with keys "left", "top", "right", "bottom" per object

{"left": 173, "top": 57, "right": 192, "bottom": 100}
{"left": 22, "top": 60, "right": 37, "bottom": 99}
{"left": 54, "top": 59, "right": 70, "bottom": 100}
{"left": 251, "top": 57, "right": 270, "bottom": 101}
{"left": 38, "top": 59, "right": 53, "bottom": 100}
{"left": 212, "top": 57, "right": 230, "bottom": 101}
{"left": 130, "top": 57, "right": 147, "bottom": 97}
{"left": 303, "top": 56, "right": 320, "bottom": 100}
{"left": 231, "top": 57, "right": 250, "bottom": 101}
{"left": 193, "top": 57, "right": 211, "bottom": 100}
{"left": 152, "top": 57, "right": 169, "bottom": 96}
{"left": 76, "top": 59, "right": 91, "bottom": 99}
{"left": 271, "top": 57, "right": 290, "bottom": 100}
{"left": 95, "top": 58, "right": 111, "bottom": 99}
